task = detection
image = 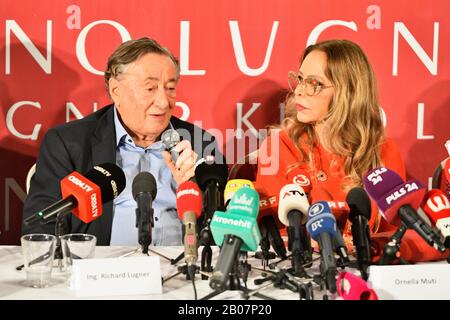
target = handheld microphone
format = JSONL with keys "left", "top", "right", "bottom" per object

{"left": 346, "top": 187, "right": 372, "bottom": 280}
{"left": 363, "top": 167, "right": 446, "bottom": 252}
{"left": 132, "top": 172, "right": 157, "bottom": 253}
{"left": 24, "top": 163, "right": 126, "bottom": 225}
{"left": 278, "top": 184, "right": 311, "bottom": 273}
{"left": 161, "top": 128, "right": 181, "bottom": 163}
{"left": 306, "top": 201, "right": 338, "bottom": 293}
{"left": 209, "top": 188, "right": 261, "bottom": 291}
{"left": 176, "top": 181, "right": 203, "bottom": 267}
{"left": 421, "top": 189, "right": 450, "bottom": 248}
{"left": 224, "top": 179, "right": 254, "bottom": 207}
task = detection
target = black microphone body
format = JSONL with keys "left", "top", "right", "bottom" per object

{"left": 260, "top": 215, "right": 287, "bottom": 259}
{"left": 132, "top": 172, "right": 157, "bottom": 253}
{"left": 350, "top": 215, "right": 371, "bottom": 278}
{"left": 317, "top": 232, "right": 337, "bottom": 292}
{"left": 195, "top": 162, "right": 228, "bottom": 243}
{"left": 24, "top": 196, "right": 77, "bottom": 226}
{"left": 204, "top": 180, "right": 223, "bottom": 222}
{"left": 209, "top": 234, "right": 243, "bottom": 291}
{"left": 287, "top": 210, "right": 307, "bottom": 273}
{"left": 135, "top": 192, "right": 154, "bottom": 252}
{"left": 347, "top": 187, "right": 372, "bottom": 280}
{"left": 398, "top": 205, "right": 445, "bottom": 251}
{"left": 333, "top": 228, "right": 349, "bottom": 265}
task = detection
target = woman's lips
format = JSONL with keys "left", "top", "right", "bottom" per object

{"left": 295, "top": 103, "right": 309, "bottom": 111}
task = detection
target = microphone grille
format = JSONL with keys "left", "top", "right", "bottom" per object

{"left": 346, "top": 187, "right": 372, "bottom": 220}
{"left": 194, "top": 161, "right": 229, "bottom": 190}
{"left": 132, "top": 171, "right": 157, "bottom": 200}
{"left": 161, "top": 129, "right": 180, "bottom": 150}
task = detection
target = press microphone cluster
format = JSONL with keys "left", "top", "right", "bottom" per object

{"left": 363, "top": 167, "right": 446, "bottom": 253}
{"left": 209, "top": 188, "right": 261, "bottom": 291}
{"left": 24, "top": 163, "right": 126, "bottom": 226}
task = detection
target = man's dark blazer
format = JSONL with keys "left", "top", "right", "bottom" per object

{"left": 22, "top": 104, "right": 223, "bottom": 245}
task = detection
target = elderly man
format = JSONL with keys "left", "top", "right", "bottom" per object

{"left": 22, "top": 37, "right": 222, "bottom": 246}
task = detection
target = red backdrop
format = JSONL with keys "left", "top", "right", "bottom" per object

{"left": 1, "top": 0, "right": 449, "bottom": 244}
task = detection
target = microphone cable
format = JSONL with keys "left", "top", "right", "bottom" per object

{"left": 188, "top": 265, "right": 198, "bottom": 300}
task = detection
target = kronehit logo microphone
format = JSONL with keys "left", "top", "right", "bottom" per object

{"left": 209, "top": 188, "right": 261, "bottom": 291}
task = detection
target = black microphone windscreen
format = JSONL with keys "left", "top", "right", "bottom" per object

{"left": 84, "top": 163, "right": 126, "bottom": 203}
{"left": 132, "top": 171, "right": 157, "bottom": 200}
{"left": 194, "top": 162, "right": 228, "bottom": 191}
{"left": 346, "top": 187, "right": 372, "bottom": 220}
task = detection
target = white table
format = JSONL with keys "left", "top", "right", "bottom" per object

{"left": 0, "top": 246, "right": 320, "bottom": 300}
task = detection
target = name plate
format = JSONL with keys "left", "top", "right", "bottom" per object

{"left": 368, "top": 263, "right": 450, "bottom": 300}
{"left": 70, "top": 256, "right": 162, "bottom": 297}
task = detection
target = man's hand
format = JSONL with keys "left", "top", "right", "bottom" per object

{"left": 163, "top": 140, "right": 198, "bottom": 185}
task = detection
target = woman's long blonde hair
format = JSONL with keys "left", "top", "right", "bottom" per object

{"left": 282, "top": 39, "right": 385, "bottom": 188}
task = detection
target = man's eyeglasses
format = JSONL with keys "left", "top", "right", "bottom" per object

{"left": 288, "top": 71, "right": 333, "bottom": 97}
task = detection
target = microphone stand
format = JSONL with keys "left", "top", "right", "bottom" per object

{"left": 200, "top": 252, "right": 274, "bottom": 300}
{"left": 119, "top": 206, "right": 157, "bottom": 258}
{"left": 199, "top": 223, "right": 214, "bottom": 280}
{"left": 170, "top": 179, "right": 223, "bottom": 278}
{"left": 254, "top": 232, "right": 277, "bottom": 269}
{"left": 255, "top": 253, "right": 323, "bottom": 300}
{"left": 16, "top": 212, "right": 70, "bottom": 271}
{"left": 136, "top": 205, "right": 153, "bottom": 255}
{"left": 377, "top": 223, "right": 409, "bottom": 265}
{"left": 54, "top": 213, "right": 66, "bottom": 270}
{"left": 287, "top": 223, "right": 310, "bottom": 278}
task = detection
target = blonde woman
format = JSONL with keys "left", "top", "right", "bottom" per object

{"left": 255, "top": 39, "right": 405, "bottom": 234}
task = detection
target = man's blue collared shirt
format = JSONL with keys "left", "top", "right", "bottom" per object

{"left": 110, "top": 107, "right": 182, "bottom": 246}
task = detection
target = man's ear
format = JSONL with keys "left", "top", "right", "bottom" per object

{"left": 109, "top": 77, "right": 121, "bottom": 105}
